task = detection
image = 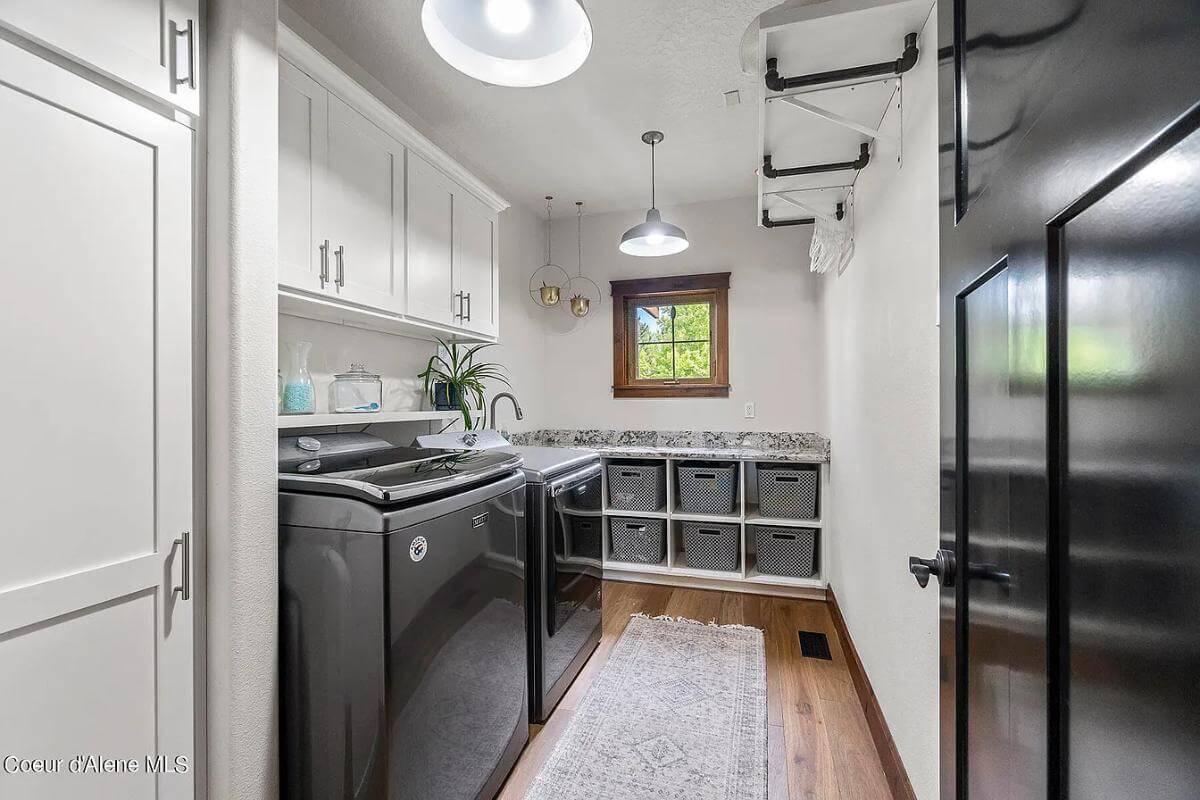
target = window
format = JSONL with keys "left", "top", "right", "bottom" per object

{"left": 611, "top": 272, "right": 730, "bottom": 398}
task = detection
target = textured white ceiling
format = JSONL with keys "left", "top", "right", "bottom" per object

{"left": 284, "top": 0, "right": 784, "bottom": 216}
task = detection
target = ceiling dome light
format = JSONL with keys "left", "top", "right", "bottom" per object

{"left": 619, "top": 132, "right": 689, "bottom": 257}
{"left": 421, "top": 0, "right": 593, "bottom": 88}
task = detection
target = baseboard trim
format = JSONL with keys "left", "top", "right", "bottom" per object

{"left": 827, "top": 587, "right": 918, "bottom": 800}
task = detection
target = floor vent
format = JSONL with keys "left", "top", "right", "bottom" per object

{"left": 798, "top": 631, "right": 832, "bottom": 660}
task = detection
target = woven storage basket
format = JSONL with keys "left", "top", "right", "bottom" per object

{"left": 606, "top": 462, "right": 667, "bottom": 512}
{"left": 754, "top": 526, "right": 817, "bottom": 578}
{"left": 757, "top": 464, "right": 819, "bottom": 519}
{"left": 676, "top": 462, "right": 738, "bottom": 515}
{"left": 681, "top": 521, "right": 740, "bottom": 572}
{"left": 608, "top": 517, "right": 666, "bottom": 564}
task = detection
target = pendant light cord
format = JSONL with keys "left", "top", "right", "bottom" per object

{"left": 576, "top": 201, "right": 583, "bottom": 276}
{"left": 650, "top": 141, "right": 656, "bottom": 209}
{"left": 544, "top": 195, "right": 553, "bottom": 263}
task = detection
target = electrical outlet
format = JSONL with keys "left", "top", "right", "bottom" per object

{"left": 744, "top": 402, "right": 756, "bottom": 419}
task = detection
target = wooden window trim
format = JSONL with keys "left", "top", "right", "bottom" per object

{"left": 611, "top": 272, "right": 730, "bottom": 398}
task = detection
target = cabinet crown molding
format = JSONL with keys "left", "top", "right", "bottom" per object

{"left": 277, "top": 22, "right": 510, "bottom": 214}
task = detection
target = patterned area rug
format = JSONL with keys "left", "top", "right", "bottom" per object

{"left": 525, "top": 614, "right": 767, "bottom": 800}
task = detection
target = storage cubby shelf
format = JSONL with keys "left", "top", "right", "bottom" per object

{"left": 599, "top": 455, "right": 829, "bottom": 598}
{"left": 745, "top": 513, "right": 823, "bottom": 528}
{"left": 671, "top": 510, "right": 743, "bottom": 524}
{"left": 605, "top": 507, "right": 669, "bottom": 520}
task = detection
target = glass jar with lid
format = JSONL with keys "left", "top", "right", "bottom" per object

{"left": 330, "top": 363, "right": 383, "bottom": 413}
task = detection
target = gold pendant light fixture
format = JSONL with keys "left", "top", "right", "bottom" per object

{"left": 529, "top": 195, "right": 570, "bottom": 308}
{"left": 567, "top": 201, "right": 601, "bottom": 317}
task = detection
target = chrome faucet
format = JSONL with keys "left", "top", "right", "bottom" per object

{"left": 488, "top": 392, "right": 524, "bottom": 432}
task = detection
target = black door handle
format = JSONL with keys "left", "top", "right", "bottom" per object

{"left": 909, "top": 549, "right": 956, "bottom": 588}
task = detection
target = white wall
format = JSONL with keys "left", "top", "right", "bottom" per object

{"left": 205, "top": 1, "right": 280, "bottom": 799}
{"left": 541, "top": 196, "right": 823, "bottom": 432}
{"left": 489, "top": 204, "right": 548, "bottom": 432}
{"left": 820, "top": 8, "right": 940, "bottom": 799}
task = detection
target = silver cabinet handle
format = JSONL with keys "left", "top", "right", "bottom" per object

{"left": 173, "top": 531, "right": 191, "bottom": 601}
{"left": 318, "top": 240, "right": 329, "bottom": 288}
{"left": 334, "top": 245, "right": 345, "bottom": 288}
{"left": 170, "top": 18, "right": 195, "bottom": 89}
{"left": 454, "top": 291, "right": 465, "bottom": 320}
{"left": 464, "top": 291, "right": 472, "bottom": 322}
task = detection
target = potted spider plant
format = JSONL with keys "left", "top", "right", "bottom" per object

{"left": 418, "top": 338, "right": 510, "bottom": 430}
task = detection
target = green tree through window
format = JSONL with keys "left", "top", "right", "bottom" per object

{"left": 635, "top": 302, "right": 712, "bottom": 380}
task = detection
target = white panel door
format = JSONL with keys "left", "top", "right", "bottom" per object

{"left": 278, "top": 58, "right": 329, "bottom": 295}
{"left": 0, "top": 0, "right": 201, "bottom": 114}
{"left": 406, "top": 152, "right": 456, "bottom": 326}
{"left": 0, "top": 37, "right": 194, "bottom": 800}
{"left": 453, "top": 190, "right": 499, "bottom": 338}
{"left": 324, "top": 93, "right": 406, "bottom": 313}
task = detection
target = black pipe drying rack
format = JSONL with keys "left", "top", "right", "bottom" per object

{"left": 762, "top": 143, "right": 870, "bottom": 179}
{"left": 761, "top": 203, "right": 845, "bottom": 228}
{"left": 764, "top": 33, "right": 919, "bottom": 93}
{"left": 760, "top": 32, "right": 919, "bottom": 229}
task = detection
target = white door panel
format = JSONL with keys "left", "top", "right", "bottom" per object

{"left": 278, "top": 58, "right": 328, "bottom": 294}
{"left": 0, "top": 37, "right": 194, "bottom": 800}
{"left": 453, "top": 191, "right": 498, "bottom": 338}
{"left": 406, "top": 152, "right": 455, "bottom": 326}
{"left": 0, "top": 0, "right": 201, "bottom": 114}
{"left": 325, "top": 93, "right": 405, "bottom": 313}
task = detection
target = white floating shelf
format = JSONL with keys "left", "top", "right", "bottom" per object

{"left": 277, "top": 410, "right": 460, "bottom": 429}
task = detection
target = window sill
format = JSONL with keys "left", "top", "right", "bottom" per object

{"left": 614, "top": 384, "right": 731, "bottom": 398}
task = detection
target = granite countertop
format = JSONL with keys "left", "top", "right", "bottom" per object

{"left": 507, "top": 429, "right": 830, "bottom": 463}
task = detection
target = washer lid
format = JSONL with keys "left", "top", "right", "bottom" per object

{"left": 279, "top": 437, "right": 523, "bottom": 504}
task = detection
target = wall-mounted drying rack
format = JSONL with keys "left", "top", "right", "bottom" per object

{"left": 761, "top": 203, "right": 845, "bottom": 228}
{"left": 762, "top": 143, "right": 870, "bottom": 179}
{"left": 764, "top": 33, "right": 918, "bottom": 92}
{"left": 754, "top": 0, "right": 931, "bottom": 233}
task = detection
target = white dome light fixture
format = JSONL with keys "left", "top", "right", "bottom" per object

{"left": 619, "top": 131, "right": 689, "bottom": 257}
{"left": 421, "top": 0, "right": 593, "bottom": 88}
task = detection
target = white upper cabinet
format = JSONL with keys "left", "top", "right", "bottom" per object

{"left": 324, "top": 95, "right": 405, "bottom": 313}
{"left": 454, "top": 190, "right": 499, "bottom": 338}
{"left": 277, "top": 27, "right": 508, "bottom": 341}
{"left": 406, "top": 152, "right": 456, "bottom": 327}
{"left": 278, "top": 59, "right": 328, "bottom": 294}
{"left": 0, "top": 0, "right": 201, "bottom": 115}
{"left": 278, "top": 61, "right": 406, "bottom": 316}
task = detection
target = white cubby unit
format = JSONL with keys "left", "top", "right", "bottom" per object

{"left": 600, "top": 455, "right": 829, "bottom": 599}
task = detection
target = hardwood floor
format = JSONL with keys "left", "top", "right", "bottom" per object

{"left": 499, "top": 580, "right": 893, "bottom": 800}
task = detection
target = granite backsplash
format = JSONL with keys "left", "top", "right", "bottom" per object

{"left": 507, "top": 429, "right": 831, "bottom": 462}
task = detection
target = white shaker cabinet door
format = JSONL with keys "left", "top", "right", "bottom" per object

{"left": 406, "top": 152, "right": 456, "bottom": 327}
{"left": 278, "top": 58, "right": 329, "bottom": 295}
{"left": 0, "top": 0, "right": 201, "bottom": 114}
{"left": 324, "top": 93, "right": 406, "bottom": 314}
{"left": 0, "top": 38, "right": 194, "bottom": 799}
{"left": 453, "top": 190, "right": 499, "bottom": 338}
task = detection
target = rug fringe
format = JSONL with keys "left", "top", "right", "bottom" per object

{"left": 630, "top": 612, "right": 763, "bottom": 633}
